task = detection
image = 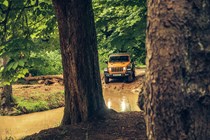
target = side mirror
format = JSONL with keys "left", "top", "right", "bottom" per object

{"left": 105, "top": 61, "right": 108, "bottom": 64}
{"left": 131, "top": 57, "right": 134, "bottom": 62}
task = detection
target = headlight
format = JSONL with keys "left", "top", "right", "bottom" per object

{"left": 123, "top": 67, "right": 126, "bottom": 71}
{"left": 126, "top": 64, "right": 132, "bottom": 71}
{"left": 104, "top": 68, "right": 108, "bottom": 72}
{"left": 127, "top": 67, "right": 131, "bottom": 71}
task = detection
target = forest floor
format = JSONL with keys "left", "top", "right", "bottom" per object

{"left": 24, "top": 111, "right": 147, "bottom": 140}
{"left": 23, "top": 69, "right": 147, "bottom": 140}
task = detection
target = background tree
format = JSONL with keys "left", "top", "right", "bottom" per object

{"left": 141, "top": 0, "right": 210, "bottom": 139}
{"left": 0, "top": 57, "right": 13, "bottom": 111}
{"left": 0, "top": 0, "right": 39, "bottom": 111}
{"left": 52, "top": 0, "right": 106, "bottom": 124}
{"left": 0, "top": 0, "right": 56, "bottom": 112}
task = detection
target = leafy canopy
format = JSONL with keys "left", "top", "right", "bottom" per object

{"left": 0, "top": 0, "right": 57, "bottom": 84}
{"left": 0, "top": 0, "right": 147, "bottom": 84}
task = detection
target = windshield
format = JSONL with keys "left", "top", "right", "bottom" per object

{"left": 109, "top": 56, "right": 129, "bottom": 62}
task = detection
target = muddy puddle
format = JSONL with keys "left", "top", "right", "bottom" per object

{"left": 103, "top": 88, "right": 140, "bottom": 112}
{"left": 0, "top": 89, "right": 140, "bottom": 139}
{"left": 0, "top": 108, "right": 63, "bottom": 140}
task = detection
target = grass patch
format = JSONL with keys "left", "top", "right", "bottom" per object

{"left": 13, "top": 91, "right": 64, "bottom": 115}
{"left": 136, "top": 64, "right": 146, "bottom": 69}
{"left": 16, "top": 98, "right": 49, "bottom": 112}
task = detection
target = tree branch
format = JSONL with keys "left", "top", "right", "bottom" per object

{"left": 11, "top": 0, "right": 39, "bottom": 11}
{"left": 0, "top": 0, "right": 12, "bottom": 43}
{"left": 24, "top": 0, "right": 39, "bottom": 9}
{"left": 0, "top": 0, "right": 40, "bottom": 44}
{"left": 0, "top": 0, "right": 39, "bottom": 24}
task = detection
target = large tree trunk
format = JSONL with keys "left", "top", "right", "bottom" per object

{"left": 0, "top": 57, "right": 13, "bottom": 112}
{"left": 52, "top": 0, "right": 106, "bottom": 125}
{"left": 0, "top": 85, "right": 13, "bottom": 109}
{"left": 141, "top": 0, "right": 210, "bottom": 139}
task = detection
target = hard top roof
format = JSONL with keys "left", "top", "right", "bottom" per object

{"left": 109, "top": 53, "right": 130, "bottom": 57}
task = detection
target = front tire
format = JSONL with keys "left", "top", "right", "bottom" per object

{"left": 105, "top": 76, "right": 109, "bottom": 84}
{"left": 126, "top": 73, "right": 133, "bottom": 83}
{"left": 132, "top": 71, "right": 136, "bottom": 79}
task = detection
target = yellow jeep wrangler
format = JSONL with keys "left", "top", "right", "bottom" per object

{"left": 104, "top": 53, "right": 135, "bottom": 84}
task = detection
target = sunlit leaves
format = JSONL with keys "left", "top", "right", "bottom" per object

{"left": 0, "top": 62, "right": 29, "bottom": 85}
{"left": 29, "top": 50, "right": 62, "bottom": 75}
{"left": 0, "top": 0, "right": 57, "bottom": 84}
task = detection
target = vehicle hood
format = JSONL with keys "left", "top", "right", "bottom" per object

{"left": 108, "top": 61, "right": 130, "bottom": 68}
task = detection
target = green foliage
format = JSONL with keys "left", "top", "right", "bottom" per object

{"left": 16, "top": 98, "right": 49, "bottom": 112}
{"left": 93, "top": 0, "right": 147, "bottom": 65}
{"left": 0, "top": 0, "right": 58, "bottom": 84}
{"left": 0, "top": 37, "right": 34, "bottom": 84}
{"left": 29, "top": 50, "right": 62, "bottom": 76}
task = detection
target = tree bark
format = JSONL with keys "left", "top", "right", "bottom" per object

{"left": 0, "top": 57, "right": 13, "bottom": 112}
{"left": 0, "top": 85, "right": 13, "bottom": 109}
{"left": 141, "top": 0, "right": 210, "bottom": 139}
{"left": 52, "top": 0, "right": 106, "bottom": 125}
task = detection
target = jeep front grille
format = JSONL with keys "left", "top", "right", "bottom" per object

{"left": 111, "top": 67, "right": 123, "bottom": 72}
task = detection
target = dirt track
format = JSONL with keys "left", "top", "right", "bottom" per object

{"left": 102, "top": 68, "right": 145, "bottom": 93}
{"left": 14, "top": 68, "right": 145, "bottom": 96}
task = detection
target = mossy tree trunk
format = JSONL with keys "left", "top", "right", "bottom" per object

{"left": 141, "top": 0, "right": 210, "bottom": 139}
{"left": 52, "top": 0, "right": 106, "bottom": 125}
{"left": 0, "top": 57, "right": 13, "bottom": 112}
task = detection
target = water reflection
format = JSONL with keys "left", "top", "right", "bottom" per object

{"left": 0, "top": 108, "right": 63, "bottom": 139}
{"left": 106, "top": 96, "right": 132, "bottom": 112}
{"left": 107, "top": 98, "right": 112, "bottom": 109}
{"left": 121, "top": 96, "right": 131, "bottom": 112}
{"left": 103, "top": 89, "right": 139, "bottom": 112}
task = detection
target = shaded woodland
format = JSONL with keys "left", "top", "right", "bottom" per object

{"left": 0, "top": 0, "right": 210, "bottom": 139}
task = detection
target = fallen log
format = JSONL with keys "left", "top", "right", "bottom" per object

{"left": 24, "top": 75, "right": 63, "bottom": 81}
{"left": 24, "top": 75, "right": 63, "bottom": 85}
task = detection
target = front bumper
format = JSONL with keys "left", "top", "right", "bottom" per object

{"left": 104, "top": 71, "right": 132, "bottom": 78}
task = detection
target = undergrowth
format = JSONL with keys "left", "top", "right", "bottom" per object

{"left": 13, "top": 91, "right": 64, "bottom": 115}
